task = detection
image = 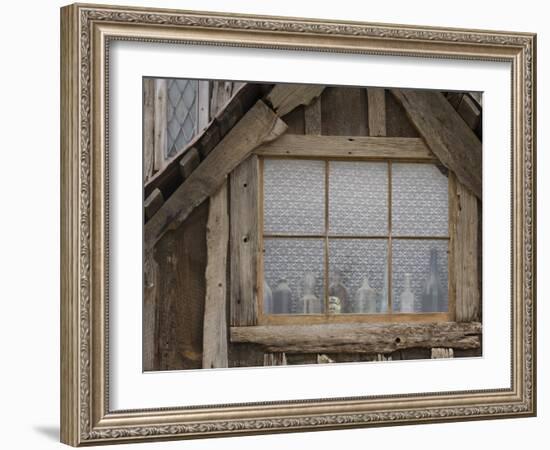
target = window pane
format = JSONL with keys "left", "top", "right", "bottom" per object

{"left": 391, "top": 239, "right": 448, "bottom": 313}
{"left": 329, "top": 162, "right": 388, "bottom": 236}
{"left": 392, "top": 163, "right": 448, "bottom": 237}
{"left": 263, "top": 159, "right": 325, "bottom": 235}
{"left": 328, "top": 239, "right": 388, "bottom": 314}
{"left": 166, "top": 79, "right": 198, "bottom": 157}
{"left": 263, "top": 238, "right": 325, "bottom": 314}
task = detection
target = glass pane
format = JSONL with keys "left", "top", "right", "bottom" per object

{"left": 263, "top": 238, "right": 325, "bottom": 314}
{"left": 166, "top": 79, "right": 198, "bottom": 157}
{"left": 329, "top": 162, "right": 388, "bottom": 236}
{"left": 392, "top": 163, "right": 448, "bottom": 237}
{"left": 263, "top": 159, "right": 325, "bottom": 235}
{"left": 328, "top": 239, "right": 388, "bottom": 314}
{"left": 391, "top": 239, "right": 448, "bottom": 313}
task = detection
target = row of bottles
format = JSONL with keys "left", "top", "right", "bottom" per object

{"left": 265, "top": 248, "right": 445, "bottom": 314}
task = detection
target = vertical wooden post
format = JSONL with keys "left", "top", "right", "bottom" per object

{"left": 203, "top": 183, "right": 229, "bottom": 368}
{"left": 197, "top": 80, "right": 210, "bottom": 133}
{"left": 143, "top": 249, "right": 158, "bottom": 371}
{"left": 153, "top": 79, "right": 167, "bottom": 172}
{"left": 367, "top": 88, "right": 387, "bottom": 137}
{"left": 143, "top": 78, "right": 156, "bottom": 182}
{"left": 304, "top": 96, "right": 322, "bottom": 135}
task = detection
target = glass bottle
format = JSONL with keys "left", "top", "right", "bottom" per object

{"left": 263, "top": 279, "right": 273, "bottom": 314}
{"left": 399, "top": 273, "right": 415, "bottom": 312}
{"left": 421, "top": 248, "right": 443, "bottom": 312}
{"left": 298, "top": 272, "right": 321, "bottom": 314}
{"left": 329, "top": 270, "right": 349, "bottom": 313}
{"left": 273, "top": 279, "right": 292, "bottom": 314}
{"left": 355, "top": 277, "right": 377, "bottom": 313}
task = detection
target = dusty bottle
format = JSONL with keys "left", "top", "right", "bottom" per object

{"left": 329, "top": 271, "right": 349, "bottom": 313}
{"left": 421, "top": 248, "right": 443, "bottom": 312}
{"left": 399, "top": 273, "right": 415, "bottom": 312}
{"left": 298, "top": 272, "right": 321, "bottom": 314}
{"left": 263, "top": 279, "right": 273, "bottom": 314}
{"left": 355, "top": 277, "right": 377, "bottom": 313}
{"left": 273, "top": 279, "right": 292, "bottom": 314}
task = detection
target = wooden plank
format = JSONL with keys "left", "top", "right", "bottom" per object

{"left": 431, "top": 348, "right": 454, "bottom": 359}
{"left": 202, "top": 184, "right": 229, "bottom": 369}
{"left": 255, "top": 135, "right": 434, "bottom": 160}
{"left": 179, "top": 147, "right": 200, "bottom": 180}
{"left": 143, "top": 78, "right": 156, "bottom": 182}
{"left": 390, "top": 88, "right": 482, "bottom": 199}
{"left": 450, "top": 173, "right": 481, "bottom": 322}
{"left": 457, "top": 94, "right": 482, "bottom": 131}
{"left": 304, "top": 96, "right": 322, "bottom": 135}
{"left": 281, "top": 106, "right": 305, "bottom": 134}
{"left": 144, "top": 188, "right": 164, "bottom": 221}
{"left": 367, "top": 88, "right": 387, "bottom": 137}
{"left": 231, "top": 322, "right": 481, "bottom": 354}
{"left": 197, "top": 80, "right": 210, "bottom": 133}
{"left": 156, "top": 202, "right": 209, "bottom": 370}
{"left": 264, "top": 353, "right": 287, "bottom": 366}
{"left": 143, "top": 249, "right": 159, "bottom": 370}
{"left": 266, "top": 83, "right": 325, "bottom": 117}
{"left": 230, "top": 155, "right": 260, "bottom": 326}
{"left": 321, "top": 87, "right": 368, "bottom": 136}
{"left": 385, "top": 89, "right": 420, "bottom": 137}
{"left": 144, "top": 100, "right": 287, "bottom": 250}
{"left": 153, "top": 79, "right": 167, "bottom": 172}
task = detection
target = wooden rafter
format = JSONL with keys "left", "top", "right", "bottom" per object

{"left": 390, "top": 88, "right": 482, "bottom": 199}
{"left": 265, "top": 84, "right": 325, "bottom": 117}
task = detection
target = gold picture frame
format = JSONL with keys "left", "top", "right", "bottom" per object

{"left": 60, "top": 3, "right": 536, "bottom": 446}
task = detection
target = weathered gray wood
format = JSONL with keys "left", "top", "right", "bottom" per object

{"left": 230, "top": 155, "right": 260, "bottom": 327}
{"left": 197, "top": 80, "right": 210, "bottom": 133}
{"left": 321, "top": 87, "right": 368, "bottom": 136}
{"left": 230, "top": 322, "right": 481, "bottom": 354}
{"left": 179, "top": 147, "right": 200, "bottom": 180}
{"left": 202, "top": 184, "right": 229, "bottom": 369}
{"left": 143, "top": 249, "right": 158, "bottom": 371}
{"left": 153, "top": 79, "right": 167, "bottom": 172}
{"left": 457, "top": 94, "right": 482, "bottom": 131}
{"left": 255, "top": 135, "right": 434, "bottom": 160}
{"left": 145, "top": 100, "right": 287, "bottom": 249}
{"left": 266, "top": 84, "right": 325, "bottom": 117}
{"left": 431, "top": 348, "right": 454, "bottom": 359}
{"left": 143, "top": 78, "right": 156, "bottom": 182}
{"left": 367, "top": 88, "right": 387, "bottom": 137}
{"left": 304, "top": 96, "right": 322, "bottom": 135}
{"left": 450, "top": 173, "right": 481, "bottom": 322}
{"left": 264, "top": 353, "right": 287, "bottom": 366}
{"left": 390, "top": 88, "right": 482, "bottom": 199}
{"left": 144, "top": 188, "right": 164, "bottom": 221}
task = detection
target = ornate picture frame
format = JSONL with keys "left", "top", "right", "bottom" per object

{"left": 60, "top": 3, "right": 536, "bottom": 446}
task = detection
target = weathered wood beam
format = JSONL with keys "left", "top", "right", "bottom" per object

{"left": 153, "top": 79, "right": 167, "bottom": 173}
{"left": 449, "top": 173, "right": 481, "bottom": 322}
{"left": 230, "top": 156, "right": 260, "bottom": 327}
{"left": 390, "top": 88, "right": 482, "bottom": 199}
{"left": 178, "top": 147, "right": 200, "bottom": 180}
{"left": 255, "top": 135, "right": 435, "bottom": 160}
{"left": 202, "top": 183, "right": 229, "bottom": 369}
{"left": 143, "top": 78, "right": 155, "bottom": 182}
{"left": 266, "top": 84, "right": 325, "bottom": 117}
{"left": 367, "top": 87, "right": 387, "bottom": 137}
{"left": 231, "top": 322, "right": 481, "bottom": 354}
{"left": 144, "top": 100, "right": 287, "bottom": 249}
{"left": 144, "top": 188, "right": 164, "bottom": 221}
{"left": 304, "top": 96, "right": 322, "bottom": 135}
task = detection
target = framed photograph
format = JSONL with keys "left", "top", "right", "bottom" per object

{"left": 60, "top": 3, "right": 536, "bottom": 446}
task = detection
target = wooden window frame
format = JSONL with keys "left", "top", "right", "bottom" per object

{"left": 256, "top": 153, "right": 456, "bottom": 326}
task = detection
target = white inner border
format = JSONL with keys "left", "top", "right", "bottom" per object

{"left": 109, "top": 41, "right": 511, "bottom": 410}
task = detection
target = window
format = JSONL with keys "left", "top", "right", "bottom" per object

{"left": 166, "top": 79, "right": 199, "bottom": 158}
{"left": 260, "top": 158, "right": 450, "bottom": 323}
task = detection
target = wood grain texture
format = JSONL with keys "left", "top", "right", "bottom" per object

{"left": 155, "top": 202, "right": 209, "bottom": 370}
{"left": 304, "top": 96, "right": 322, "bottom": 135}
{"left": 450, "top": 173, "right": 481, "bottom": 322}
{"left": 231, "top": 322, "right": 481, "bottom": 354}
{"left": 153, "top": 79, "right": 167, "bottom": 172}
{"left": 390, "top": 88, "right": 482, "bottom": 199}
{"left": 367, "top": 88, "right": 387, "bottom": 137}
{"left": 143, "top": 249, "right": 159, "bottom": 370}
{"left": 178, "top": 147, "right": 200, "bottom": 180}
{"left": 321, "top": 87, "right": 368, "bottom": 136}
{"left": 230, "top": 155, "right": 260, "bottom": 327}
{"left": 143, "top": 78, "right": 156, "bottom": 182}
{"left": 255, "top": 135, "right": 434, "bottom": 160}
{"left": 144, "top": 188, "right": 164, "bottom": 221}
{"left": 203, "top": 184, "right": 229, "bottom": 368}
{"left": 144, "top": 100, "right": 287, "bottom": 250}
{"left": 265, "top": 83, "right": 325, "bottom": 117}
{"left": 431, "top": 348, "right": 455, "bottom": 359}
{"left": 385, "top": 89, "right": 420, "bottom": 137}
{"left": 264, "top": 353, "right": 287, "bottom": 366}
